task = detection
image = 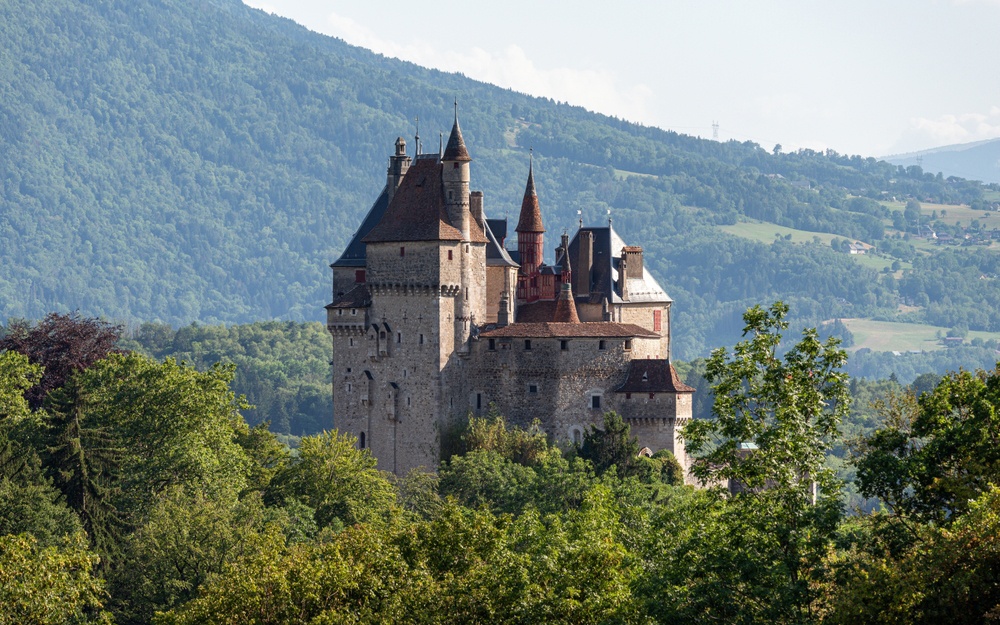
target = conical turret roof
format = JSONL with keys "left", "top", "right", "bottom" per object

{"left": 442, "top": 106, "right": 471, "bottom": 162}
{"left": 516, "top": 160, "right": 545, "bottom": 233}
{"left": 552, "top": 282, "right": 580, "bottom": 323}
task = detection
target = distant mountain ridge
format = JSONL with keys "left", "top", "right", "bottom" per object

{"left": 885, "top": 139, "right": 1000, "bottom": 183}
{"left": 0, "top": 0, "right": 994, "bottom": 359}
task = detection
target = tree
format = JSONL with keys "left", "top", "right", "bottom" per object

{"left": 0, "top": 313, "right": 122, "bottom": 410}
{"left": 579, "top": 411, "right": 641, "bottom": 477}
{"left": 904, "top": 199, "right": 922, "bottom": 228}
{"left": 0, "top": 533, "right": 111, "bottom": 624}
{"left": 264, "top": 430, "right": 397, "bottom": 529}
{"left": 854, "top": 365, "right": 1000, "bottom": 524}
{"left": 682, "top": 301, "right": 850, "bottom": 622}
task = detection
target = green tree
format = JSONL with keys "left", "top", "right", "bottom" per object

{"left": 265, "top": 430, "right": 397, "bottom": 529}
{"left": 579, "top": 411, "right": 641, "bottom": 477}
{"left": 682, "top": 301, "right": 850, "bottom": 622}
{"left": 0, "top": 533, "right": 111, "bottom": 624}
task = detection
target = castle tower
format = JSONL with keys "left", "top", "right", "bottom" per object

{"left": 515, "top": 157, "right": 544, "bottom": 302}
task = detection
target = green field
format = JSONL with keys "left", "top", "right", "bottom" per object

{"left": 718, "top": 222, "right": 841, "bottom": 246}
{"left": 879, "top": 200, "right": 997, "bottom": 228}
{"left": 612, "top": 167, "right": 657, "bottom": 180}
{"left": 838, "top": 319, "right": 1000, "bottom": 352}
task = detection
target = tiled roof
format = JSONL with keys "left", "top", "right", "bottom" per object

{"left": 552, "top": 284, "right": 580, "bottom": 323}
{"left": 362, "top": 158, "right": 487, "bottom": 244}
{"left": 326, "top": 284, "right": 372, "bottom": 309}
{"left": 515, "top": 165, "right": 545, "bottom": 233}
{"left": 515, "top": 299, "right": 557, "bottom": 323}
{"left": 480, "top": 321, "right": 657, "bottom": 339}
{"left": 442, "top": 119, "right": 471, "bottom": 162}
{"left": 615, "top": 359, "right": 695, "bottom": 393}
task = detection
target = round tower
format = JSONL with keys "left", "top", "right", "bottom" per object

{"left": 441, "top": 103, "right": 471, "bottom": 241}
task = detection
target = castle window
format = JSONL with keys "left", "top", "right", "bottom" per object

{"left": 448, "top": 250, "right": 453, "bottom": 260}
{"left": 476, "top": 393, "right": 483, "bottom": 410}
{"left": 400, "top": 246, "right": 405, "bottom": 257}
{"left": 419, "top": 334, "right": 425, "bottom": 345}
{"left": 570, "top": 426, "right": 584, "bottom": 446}
{"left": 453, "top": 162, "right": 459, "bottom": 169}
{"left": 649, "top": 393, "right": 656, "bottom": 399}
{"left": 488, "top": 338, "right": 496, "bottom": 351}
{"left": 359, "top": 432, "right": 366, "bottom": 449}
{"left": 338, "top": 309, "right": 343, "bottom": 316}
{"left": 355, "top": 270, "right": 365, "bottom": 283}
{"left": 346, "top": 368, "right": 352, "bottom": 373}
{"left": 397, "top": 332, "right": 402, "bottom": 344}
{"left": 407, "top": 397, "right": 411, "bottom": 407}
{"left": 653, "top": 309, "right": 662, "bottom": 332}
{"left": 624, "top": 339, "right": 633, "bottom": 351}
{"left": 347, "top": 383, "right": 353, "bottom": 392}
{"left": 448, "top": 190, "right": 453, "bottom": 199}
{"left": 528, "top": 384, "right": 538, "bottom": 394}
{"left": 560, "top": 340, "right": 569, "bottom": 351}
{"left": 598, "top": 340, "right": 606, "bottom": 350}
{"left": 626, "top": 393, "right": 632, "bottom": 399}
{"left": 380, "top": 331, "right": 386, "bottom": 340}
{"left": 591, "top": 394, "right": 602, "bottom": 410}
{"left": 524, "top": 339, "right": 532, "bottom": 351}
{"left": 349, "top": 338, "right": 356, "bottom": 347}
{"left": 351, "top": 309, "right": 357, "bottom": 315}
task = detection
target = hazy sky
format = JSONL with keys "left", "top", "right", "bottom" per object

{"left": 243, "top": 0, "right": 1000, "bottom": 158}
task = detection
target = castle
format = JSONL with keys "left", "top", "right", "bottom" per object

{"left": 327, "top": 109, "right": 693, "bottom": 476}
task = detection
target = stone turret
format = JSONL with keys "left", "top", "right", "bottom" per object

{"left": 442, "top": 104, "right": 471, "bottom": 242}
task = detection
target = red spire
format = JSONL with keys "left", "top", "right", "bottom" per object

{"left": 552, "top": 283, "right": 580, "bottom": 323}
{"left": 515, "top": 156, "right": 544, "bottom": 233}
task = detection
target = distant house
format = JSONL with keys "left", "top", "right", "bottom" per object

{"left": 848, "top": 241, "right": 873, "bottom": 255}
{"left": 943, "top": 337, "right": 964, "bottom": 347}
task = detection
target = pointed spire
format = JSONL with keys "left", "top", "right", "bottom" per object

{"left": 442, "top": 100, "right": 471, "bottom": 162}
{"left": 552, "top": 282, "right": 580, "bottom": 323}
{"left": 516, "top": 151, "right": 544, "bottom": 233}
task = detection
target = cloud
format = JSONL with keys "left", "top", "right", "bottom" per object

{"left": 322, "top": 10, "right": 654, "bottom": 125}
{"left": 893, "top": 107, "right": 1000, "bottom": 152}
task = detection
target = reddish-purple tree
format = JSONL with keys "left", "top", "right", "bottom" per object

{"left": 0, "top": 313, "right": 123, "bottom": 410}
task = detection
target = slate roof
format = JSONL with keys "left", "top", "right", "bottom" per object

{"left": 486, "top": 219, "right": 507, "bottom": 245}
{"left": 484, "top": 218, "right": 517, "bottom": 267}
{"left": 615, "top": 359, "right": 695, "bottom": 393}
{"left": 515, "top": 164, "right": 545, "bottom": 233}
{"left": 330, "top": 187, "right": 390, "bottom": 267}
{"left": 326, "top": 284, "right": 372, "bottom": 309}
{"left": 480, "top": 322, "right": 657, "bottom": 339}
{"left": 566, "top": 225, "right": 672, "bottom": 305}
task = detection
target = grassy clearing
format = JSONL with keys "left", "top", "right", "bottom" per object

{"left": 612, "top": 168, "right": 657, "bottom": 180}
{"left": 838, "top": 318, "right": 1000, "bottom": 352}
{"left": 879, "top": 200, "right": 997, "bottom": 227}
{"left": 718, "top": 222, "right": 841, "bottom": 246}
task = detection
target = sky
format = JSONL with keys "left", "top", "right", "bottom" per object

{"left": 243, "top": 0, "right": 1000, "bottom": 158}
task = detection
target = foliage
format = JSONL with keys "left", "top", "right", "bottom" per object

{"left": 264, "top": 429, "right": 397, "bottom": 529}
{"left": 0, "top": 533, "right": 111, "bottom": 625}
{"left": 0, "top": 313, "right": 121, "bottom": 410}
{"left": 854, "top": 364, "right": 1000, "bottom": 524}
{"left": 682, "top": 301, "right": 850, "bottom": 622}
{"left": 579, "top": 411, "right": 642, "bottom": 477}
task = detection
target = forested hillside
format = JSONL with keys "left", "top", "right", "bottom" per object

{"left": 2, "top": 0, "right": 998, "bottom": 359}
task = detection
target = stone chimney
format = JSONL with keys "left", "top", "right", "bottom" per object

{"left": 618, "top": 251, "right": 629, "bottom": 301}
{"left": 497, "top": 289, "right": 510, "bottom": 327}
{"left": 470, "top": 191, "right": 485, "bottom": 231}
{"left": 575, "top": 230, "right": 593, "bottom": 297}
{"left": 623, "top": 246, "right": 643, "bottom": 279}
{"left": 386, "top": 137, "right": 411, "bottom": 203}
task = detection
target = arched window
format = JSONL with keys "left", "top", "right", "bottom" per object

{"left": 359, "top": 431, "right": 366, "bottom": 449}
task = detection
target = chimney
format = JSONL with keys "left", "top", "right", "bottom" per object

{"left": 618, "top": 250, "right": 629, "bottom": 301}
{"left": 575, "top": 230, "right": 593, "bottom": 297}
{"left": 623, "top": 246, "right": 643, "bottom": 278}
{"left": 470, "top": 191, "right": 485, "bottom": 231}
{"left": 386, "top": 137, "right": 411, "bottom": 203}
{"left": 498, "top": 290, "right": 510, "bottom": 327}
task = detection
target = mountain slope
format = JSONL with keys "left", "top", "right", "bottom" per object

{"left": 885, "top": 139, "right": 1000, "bottom": 184}
{"left": 0, "top": 0, "right": 994, "bottom": 359}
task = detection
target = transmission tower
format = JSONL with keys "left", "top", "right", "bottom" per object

{"left": 712, "top": 120, "right": 719, "bottom": 141}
